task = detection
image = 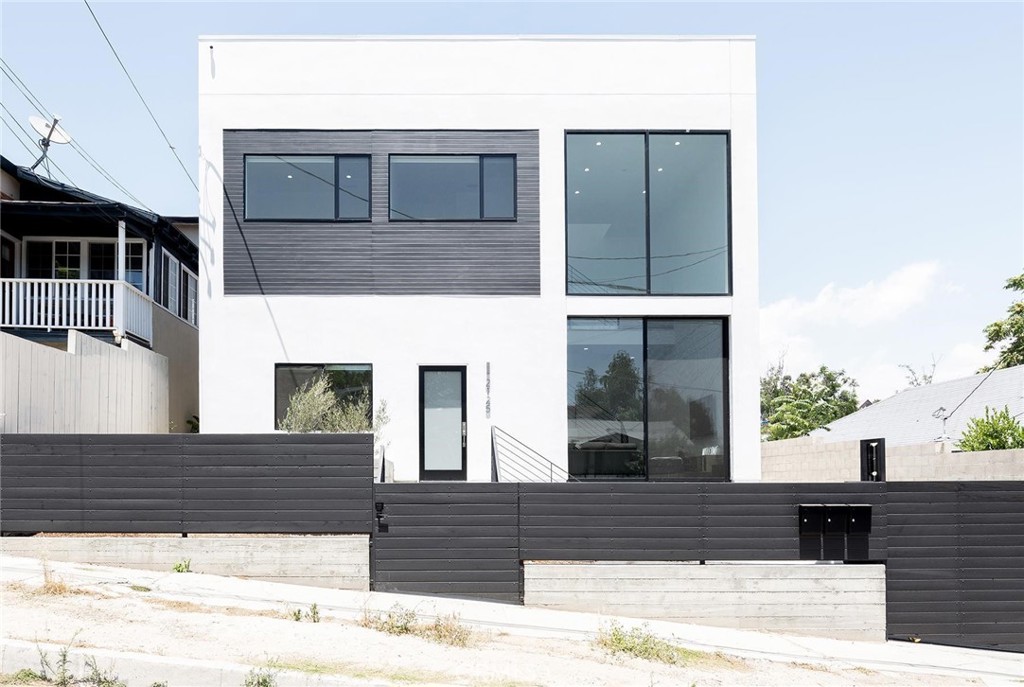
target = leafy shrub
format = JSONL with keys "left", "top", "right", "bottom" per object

{"left": 958, "top": 406, "right": 1024, "bottom": 451}
{"left": 172, "top": 559, "right": 191, "bottom": 573}
{"left": 243, "top": 668, "right": 277, "bottom": 687}
{"left": 278, "top": 373, "right": 389, "bottom": 440}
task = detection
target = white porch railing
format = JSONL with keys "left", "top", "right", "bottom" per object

{"left": 1, "top": 278, "right": 153, "bottom": 344}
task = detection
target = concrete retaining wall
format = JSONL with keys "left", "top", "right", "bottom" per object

{"left": 762, "top": 436, "right": 1024, "bottom": 482}
{"left": 524, "top": 561, "right": 886, "bottom": 642}
{"left": 0, "top": 535, "right": 369, "bottom": 591}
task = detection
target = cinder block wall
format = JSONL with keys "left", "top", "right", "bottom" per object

{"left": 1, "top": 535, "right": 369, "bottom": 591}
{"left": 762, "top": 437, "right": 1024, "bottom": 482}
{"left": 524, "top": 561, "right": 886, "bottom": 642}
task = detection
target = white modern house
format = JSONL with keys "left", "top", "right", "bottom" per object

{"left": 198, "top": 35, "right": 760, "bottom": 482}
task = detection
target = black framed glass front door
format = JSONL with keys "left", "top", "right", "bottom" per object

{"left": 419, "top": 366, "right": 467, "bottom": 481}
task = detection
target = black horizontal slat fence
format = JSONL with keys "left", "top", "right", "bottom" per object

{"left": 1, "top": 434, "right": 374, "bottom": 534}
{"left": 372, "top": 482, "right": 888, "bottom": 604}
{"left": 886, "top": 481, "right": 1024, "bottom": 652}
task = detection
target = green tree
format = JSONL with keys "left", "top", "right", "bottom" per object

{"left": 760, "top": 357, "right": 792, "bottom": 421}
{"left": 980, "top": 272, "right": 1024, "bottom": 372}
{"left": 573, "top": 351, "right": 642, "bottom": 421}
{"left": 958, "top": 406, "right": 1024, "bottom": 451}
{"left": 763, "top": 365, "right": 859, "bottom": 441}
{"left": 278, "top": 373, "right": 389, "bottom": 438}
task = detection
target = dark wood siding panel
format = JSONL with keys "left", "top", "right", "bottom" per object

{"left": 371, "top": 483, "right": 521, "bottom": 603}
{"left": 222, "top": 130, "right": 540, "bottom": 295}
{"left": 886, "top": 481, "right": 1024, "bottom": 652}
{"left": 0, "top": 434, "right": 373, "bottom": 534}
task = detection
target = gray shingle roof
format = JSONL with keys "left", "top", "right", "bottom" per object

{"left": 810, "top": 365, "right": 1024, "bottom": 446}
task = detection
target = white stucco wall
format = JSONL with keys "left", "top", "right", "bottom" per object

{"left": 197, "top": 36, "right": 760, "bottom": 482}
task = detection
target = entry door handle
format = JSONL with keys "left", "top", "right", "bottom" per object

{"left": 462, "top": 422, "right": 467, "bottom": 448}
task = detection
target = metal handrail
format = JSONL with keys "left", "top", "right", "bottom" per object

{"left": 491, "top": 426, "right": 579, "bottom": 483}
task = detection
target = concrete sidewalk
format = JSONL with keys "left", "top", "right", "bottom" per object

{"left": 2, "top": 555, "right": 1021, "bottom": 685}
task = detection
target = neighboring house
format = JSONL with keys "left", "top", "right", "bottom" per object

{"left": 810, "top": 365, "right": 1024, "bottom": 446}
{"left": 0, "top": 155, "right": 200, "bottom": 432}
{"left": 198, "top": 35, "right": 759, "bottom": 481}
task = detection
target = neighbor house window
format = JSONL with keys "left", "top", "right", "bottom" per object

{"left": 275, "top": 364, "right": 372, "bottom": 428}
{"left": 245, "top": 155, "right": 371, "bottom": 221}
{"left": 566, "top": 132, "right": 729, "bottom": 295}
{"left": 389, "top": 155, "right": 515, "bottom": 221}
{"left": 25, "top": 240, "right": 82, "bottom": 280}
{"left": 180, "top": 268, "right": 198, "bottom": 326}
{"left": 161, "top": 252, "right": 180, "bottom": 314}
{"left": 567, "top": 318, "right": 728, "bottom": 480}
{"left": 88, "top": 242, "right": 146, "bottom": 291}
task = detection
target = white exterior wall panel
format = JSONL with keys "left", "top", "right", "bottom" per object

{"left": 198, "top": 36, "right": 759, "bottom": 482}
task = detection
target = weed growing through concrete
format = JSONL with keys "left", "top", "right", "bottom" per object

{"left": 596, "top": 623, "right": 699, "bottom": 665}
{"left": 305, "top": 603, "right": 320, "bottom": 623}
{"left": 243, "top": 667, "right": 278, "bottom": 687}
{"left": 129, "top": 585, "right": 152, "bottom": 593}
{"left": 172, "top": 558, "right": 191, "bottom": 573}
{"left": 82, "top": 656, "right": 126, "bottom": 687}
{"left": 0, "top": 668, "right": 48, "bottom": 684}
{"left": 290, "top": 608, "right": 303, "bottom": 622}
{"left": 359, "top": 604, "right": 472, "bottom": 646}
{"left": 39, "top": 560, "right": 77, "bottom": 596}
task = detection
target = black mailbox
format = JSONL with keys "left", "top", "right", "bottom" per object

{"left": 824, "top": 505, "right": 849, "bottom": 535}
{"left": 847, "top": 504, "right": 872, "bottom": 534}
{"left": 798, "top": 504, "right": 824, "bottom": 536}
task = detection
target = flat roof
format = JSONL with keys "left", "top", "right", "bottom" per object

{"left": 200, "top": 34, "right": 755, "bottom": 42}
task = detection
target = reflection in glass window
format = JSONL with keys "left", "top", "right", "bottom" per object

{"left": 337, "top": 156, "right": 371, "bottom": 220}
{"left": 567, "top": 318, "right": 645, "bottom": 478}
{"left": 646, "top": 319, "right": 728, "bottom": 479}
{"left": 648, "top": 135, "right": 729, "bottom": 294}
{"left": 567, "top": 318, "right": 729, "bottom": 480}
{"left": 565, "top": 132, "right": 730, "bottom": 295}
{"left": 245, "top": 156, "right": 339, "bottom": 220}
{"left": 566, "top": 134, "right": 647, "bottom": 294}
{"left": 274, "top": 363, "right": 372, "bottom": 429}
{"left": 389, "top": 155, "right": 515, "bottom": 221}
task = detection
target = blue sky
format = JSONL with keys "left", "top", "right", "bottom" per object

{"left": 2, "top": 1, "right": 1021, "bottom": 400}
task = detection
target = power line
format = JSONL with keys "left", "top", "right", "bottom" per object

{"left": 82, "top": 0, "right": 197, "bottom": 192}
{"left": 946, "top": 368, "right": 997, "bottom": 420}
{"left": 0, "top": 103, "right": 77, "bottom": 186}
{"left": 2, "top": 118, "right": 39, "bottom": 160}
{"left": 0, "top": 58, "right": 151, "bottom": 210}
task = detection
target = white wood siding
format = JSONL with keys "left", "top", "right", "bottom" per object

{"left": 0, "top": 330, "right": 168, "bottom": 433}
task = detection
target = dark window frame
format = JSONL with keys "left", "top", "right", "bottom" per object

{"left": 387, "top": 153, "right": 518, "bottom": 223}
{"left": 566, "top": 316, "right": 731, "bottom": 482}
{"left": 564, "top": 130, "right": 733, "bottom": 297}
{"left": 274, "top": 363, "right": 374, "bottom": 430}
{"left": 418, "top": 365, "right": 468, "bottom": 481}
{"left": 243, "top": 154, "right": 372, "bottom": 223}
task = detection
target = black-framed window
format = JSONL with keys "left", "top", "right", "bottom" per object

{"left": 389, "top": 154, "right": 516, "bottom": 221}
{"left": 567, "top": 317, "right": 729, "bottom": 480}
{"left": 274, "top": 363, "right": 372, "bottom": 429}
{"left": 244, "top": 155, "right": 370, "bottom": 221}
{"left": 566, "top": 132, "right": 730, "bottom": 295}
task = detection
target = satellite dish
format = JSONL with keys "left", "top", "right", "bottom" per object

{"left": 29, "top": 115, "right": 72, "bottom": 144}
{"left": 28, "top": 114, "right": 73, "bottom": 173}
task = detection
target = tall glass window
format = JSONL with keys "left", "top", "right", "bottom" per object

{"left": 568, "top": 318, "right": 729, "bottom": 480}
{"left": 646, "top": 319, "right": 728, "bottom": 480}
{"left": 566, "top": 134, "right": 647, "bottom": 294}
{"left": 567, "top": 319, "right": 645, "bottom": 478}
{"left": 566, "top": 132, "right": 730, "bottom": 295}
{"left": 389, "top": 155, "right": 516, "bottom": 221}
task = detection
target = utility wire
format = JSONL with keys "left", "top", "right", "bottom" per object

{"left": 946, "top": 368, "right": 997, "bottom": 420}
{"left": 82, "top": 0, "right": 198, "bottom": 192}
{"left": 0, "top": 103, "right": 77, "bottom": 186}
{"left": 0, "top": 58, "right": 151, "bottom": 210}
{"left": 2, "top": 118, "right": 39, "bottom": 160}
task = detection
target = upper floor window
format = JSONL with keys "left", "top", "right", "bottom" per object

{"left": 389, "top": 155, "right": 515, "bottom": 221}
{"left": 244, "top": 155, "right": 370, "bottom": 221}
{"left": 566, "top": 132, "right": 729, "bottom": 295}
